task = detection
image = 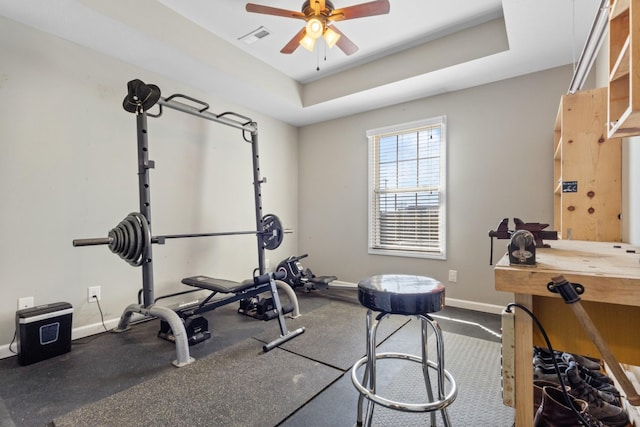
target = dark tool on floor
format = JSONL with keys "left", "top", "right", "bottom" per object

{"left": 276, "top": 253, "right": 337, "bottom": 292}
{"left": 237, "top": 295, "right": 294, "bottom": 321}
{"left": 488, "top": 218, "right": 558, "bottom": 264}
{"left": 548, "top": 275, "right": 640, "bottom": 406}
{"left": 158, "top": 311, "right": 211, "bottom": 346}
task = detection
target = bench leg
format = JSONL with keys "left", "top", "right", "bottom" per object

{"left": 115, "top": 303, "right": 195, "bottom": 367}
{"left": 262, "top": 277, "right": 305, "bottom": 351}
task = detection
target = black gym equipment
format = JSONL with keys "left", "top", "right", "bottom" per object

{"left": 157, "top": 271, "right": 296, "bottom": 349}
{"left": 276, "top": 254, "right": 337, "bottom": 293}
{"left": 73, "top": 79, "right": 305, "bottom": 366}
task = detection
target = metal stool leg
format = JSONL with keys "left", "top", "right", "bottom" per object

{"left": 422, "top": 314, "right": 452, "bottom": 427}
{"left": 421, "top": 316, "right": 437, "bottom": 427}
{"left": 352, "top": 312, "right": 457, "bottom": 427}
{"left": 357, "top": 309, "right": 383, "bottom": 427}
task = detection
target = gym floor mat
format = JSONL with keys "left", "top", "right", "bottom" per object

{"left": 281, "top": 323, "right": 514, "bottom": 427}
{"left": 53, "top": 337, "right": 342, "bottom": 427}
{"left": 253, "top": 300, "right": 410, "bottom": 371}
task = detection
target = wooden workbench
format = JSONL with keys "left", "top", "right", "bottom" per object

{"left": 494, "top": 240, "right": 640, "bottom": 426}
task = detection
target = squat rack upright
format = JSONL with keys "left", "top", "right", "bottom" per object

{"left": 125, "top": 81, "right": 268, "bottom": 308}
{"left": 80, "top": 79, "right": 303, "bottom": 366}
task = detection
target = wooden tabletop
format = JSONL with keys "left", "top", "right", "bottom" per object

{"left": 494, "top": 240, "right": 640, "bottom": 307}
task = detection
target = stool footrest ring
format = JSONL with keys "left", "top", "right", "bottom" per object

{"left": 351, "top": 351, "right": 457, "bottom": 413}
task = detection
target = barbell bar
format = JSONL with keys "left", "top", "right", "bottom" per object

{"left": 73, "top": 212, "right": 291, "bottom": 267}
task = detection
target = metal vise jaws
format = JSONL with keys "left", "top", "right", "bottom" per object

{"left": 488, "top": 218, "right": 558, "bottom": 265}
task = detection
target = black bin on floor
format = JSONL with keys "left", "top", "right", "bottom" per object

{"left": 16, "top": 302, "right": 73, "bottom": 366}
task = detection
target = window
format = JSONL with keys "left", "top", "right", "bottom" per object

{"left": 367, "top": 116, "right": 446, "bottom": 259}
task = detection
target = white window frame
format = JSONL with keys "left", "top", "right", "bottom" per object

{"left": 367, "top": 116, "right": 447, "bottom": 259}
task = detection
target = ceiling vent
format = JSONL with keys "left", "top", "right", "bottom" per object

{"left": 238, "top": 26, "right": 271, "bottom": 45}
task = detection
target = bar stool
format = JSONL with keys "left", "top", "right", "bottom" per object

{"left": 350, "top": 274, "right": 457, "bottom": 427}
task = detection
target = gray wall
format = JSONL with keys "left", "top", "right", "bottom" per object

{"left": 0, "top": 13, "right": 595, "bottom": 357}
{"left": 0, "top": 16, "right": 299, "bottom": 356}
{"left": 298, "top": 65, "right": 577, "bottom": 311}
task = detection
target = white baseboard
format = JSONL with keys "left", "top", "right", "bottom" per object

{"left": 0, "top": 289, "right": 506, "bottom": 360}
{"left": 329, "top": 280, "right": 506, "bottom": 314}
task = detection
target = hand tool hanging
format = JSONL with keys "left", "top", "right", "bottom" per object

{"left": 548, "top": 275, "right": 640, "bottom": 406}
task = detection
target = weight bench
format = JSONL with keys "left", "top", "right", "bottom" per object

{"left": 175, "top": 271, "right": 305, "bottom": 351}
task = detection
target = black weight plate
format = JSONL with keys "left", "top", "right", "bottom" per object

{"left": 107, "top": 229, "right": 118, "bottom": 253}
{"left": 132, "top": 212, "right": 151, "bottom": 266}
{"left": 130, "top": 214, "right": 143, "bottom": 265}
{"left": 122, "top": 216, "right": 137, "bottom": 262}
{"left": 113, "top": 225, "right": 125, "bottom": 254}
{"left": 262, "top": 214, "right": 283, "bottom": 250}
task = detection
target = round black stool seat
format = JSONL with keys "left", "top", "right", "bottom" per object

{"left": 358, "top": 274, "right": 445, "bottom": 315}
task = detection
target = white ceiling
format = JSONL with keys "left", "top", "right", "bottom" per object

{"left": 0, "top": 0, "right": 601, "bottom": 127}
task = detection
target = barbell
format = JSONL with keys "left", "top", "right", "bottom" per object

{"left": 73, "top": 212, "right": 290, "bottom": 267}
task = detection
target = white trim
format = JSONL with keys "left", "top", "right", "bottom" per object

{"left": 367, "top": 116, "right": 447, "bottom": 259}
{"left": 366, "top": 116, "right": 446, "bottom": 137}
{"left": 0, "top": 293, "right": 506, "bottom": 360}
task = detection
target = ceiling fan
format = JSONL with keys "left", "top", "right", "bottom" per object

{"left": 245, "top": 0, "right": 391, "bottom": 56}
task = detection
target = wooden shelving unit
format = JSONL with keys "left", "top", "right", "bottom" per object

{"left": 554, "top": 87, "right": 621, "bottom": 241}
{"left": 608, "top": 0, "right": 640, "bottom": 137}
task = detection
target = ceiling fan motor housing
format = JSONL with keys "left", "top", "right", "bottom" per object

{"left": 302, "top": 0, "right": 335, "bottom": 18}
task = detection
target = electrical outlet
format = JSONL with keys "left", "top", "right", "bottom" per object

{"left": 17, "top": 297, "right": 34, "bottom": 310}
{"left": 88, "top": 286, "right": 101, "bottom": 303}
{"left": 448, "top": 270, "right": 458, "bottom": 283}
{"left": 265, "top": 258, "right": 271, "bottom": 269}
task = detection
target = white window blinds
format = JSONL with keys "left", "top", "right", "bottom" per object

{"left": 367, "top": 116, "right": 446, "bottom": 259}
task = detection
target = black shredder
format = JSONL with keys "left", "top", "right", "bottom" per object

{"left": 16, "top": 302, "right": 73, "bottom": 366}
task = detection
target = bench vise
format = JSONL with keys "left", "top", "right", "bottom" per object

{"left": 488, "top": 218, "right": 558, "bottom": 265}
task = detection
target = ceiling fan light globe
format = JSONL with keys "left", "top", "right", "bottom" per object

{"left": 299, "top": 34, "right": 316, "bottom": 51}
{"left": 305, "top": 17, "right": 323, "bottom": 39}
{"left": 323, "top": 27, "right": 340, "bottom": 48}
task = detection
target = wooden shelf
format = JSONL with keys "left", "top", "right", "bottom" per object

{"left": 554, "top": 88, "right": 621, "bottom": 241}
{"left": 607, "top": 0, "right": 640, "bottom": 137}
{"left": 611, "top": 0, "right": 630, "bottom": 20}
{"left": 609, "top": 34, "right": 630, "bottom": 82}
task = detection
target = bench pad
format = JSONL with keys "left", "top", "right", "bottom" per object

{"left": 182, "top": 276, "right": 257, "bottom": 294}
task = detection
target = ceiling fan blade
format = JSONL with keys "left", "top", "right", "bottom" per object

{"left": 330, "top": 25, "right": 359, "bottom": 56}
{"left": 280, "top": 27, "right": 307, "bottom": 54}
{"left": 245, "top": 3, "right": 306, "bottom": 20}
{"left": 330, "top": 0, "right": 390, "bottom": 22}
